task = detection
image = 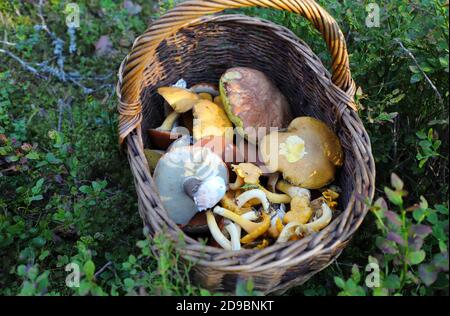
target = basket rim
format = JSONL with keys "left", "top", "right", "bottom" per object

{"left": 123, "top": 13, "right": 376, "bottom": 272}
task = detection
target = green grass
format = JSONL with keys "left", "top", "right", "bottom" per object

{"left": 0, "top": 0, "right": 448, "bottom": 296}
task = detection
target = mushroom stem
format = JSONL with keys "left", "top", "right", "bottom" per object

{"left": 276, "top": 202, "right": 333, "bottom": 243}
{"left": 267, "top": 173, "right": 280, "bottom": 192}
{"left": 235, "top": 189, "right": 270, "bottom": 212}
{"left": 159, "top": 111, "right": 180, "bottom": 130}
{"left": 268, "top": 206, "right": 286, "bottom": 238}
{"left": 287, "top": 196, "right": 313, "bottom": 224}
{"left": 183, "top": 176, "right": 226, "bottom": 211}
{"left": 213, "top": 206, "right": 263, "bottom": 233}
{"left": 224, "top": 220, "right": 241, "bottom": 250}
{"left": 206, "top": 210, "right": 231, "bottom": 250}
{"left": 220, "top": 192, "right": 250, "bottom": 215}
{"left": 258, "top": 185, "right": 291, "bottom": 204}
{"left": 183, "top": 177, "right": 202, "bottom": 199}
{"left": 299, "top": 202, "right": 333, "bottom": 234}
{"left": 276, "top": 180, "right": 310, "bottom": 200}
{"left": 229, "top": 176, "right": 245, "bottom": 190}
{"left": 234, "top": 210, "right": 259, "bottom": 237}
{"left": 240, "top": 212, "right": 270, "bottom": 244}
{"left": 276, "top": 180, "right": 312, "bottom": 224}
{"left": 276, "top": 222, "right": 302, "bottom": 243}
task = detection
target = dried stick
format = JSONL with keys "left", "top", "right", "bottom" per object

{"left": 0, "top": 48, "right": 47, "bottom": 79}
{"left": 395, "top": 39, "right": 444, "bottom": 105}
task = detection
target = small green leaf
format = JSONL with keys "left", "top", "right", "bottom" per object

{"left": 408, "top": 250, "right": 426, "bottom": 265}
{"left": 46, "top": 152, "right": 62, "bottom": 164}
{"left": 30, "top": 194, "right": 43, "bottom": 202}
{"left": 418, "top": 264, "right": 437, "bottom": 286}
{"left": 351, "top": 265, "right": 361, "bottom": 283}
{"left": 31, "top": 236, "right": 46, "bottom": 248}
{"left": 372, "top": 287, "right": 389, "bottom": 296}
{"left": 92, "top": 180, "right": 107, "bottom": 192}
{"left": 416, "top": 130, "right": 427, "bottom": 139}
{"left": 83, "top": 260, "right": 95, "bottom": 279}
{"left": 390, "top": 173, "right": 403, "bottom": 191}
{"left": 410, "top": 73, "right": 423, "bottom": 83}
{"left": 39, "top": 250, "right": 50, "bottom": 261}
{"left": 79, "top": 185, "right": 92, "bottom": 194}
{"left": 409, "top": 65, "right": 420, "bottom": 73}
{"left": 124, "top": 278, "right": 135, "bottom": 288}
{"left": 334, "top": 276, "right": 346, "bottom": 289}
{"left": 200, "top": 289, "right": 212, "bottom": 296}
{"left": 17, "top": 265, "right": 26, "bottom": 276}
{"left": 8, "top": 155, "right": 19, "bottom": 162}
{"left": 25, "top": 151, "right": 40, "bottom": 160}
{"left": 419, "top": 196, "right": 428, "bottom": 210}
{"left": 383, "top": 274, "right": 401, "bottom": 289}
{"left": 128, "top": 255, "right": 136, "bottom": 264}
{"left": 384, "top": 187, "right": 403, "bottom": 206}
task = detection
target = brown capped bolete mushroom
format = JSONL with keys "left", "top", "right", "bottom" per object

{"left": 147, "top": 111, "right": 183, "bottom": 149}
{"left": 219, "top": 67, "right": 293, "bottom": 143}
{"left": 259, "top": 117, "right": 344, "bottom": 189}
{"left": 153, "top": 146, "right": 228, "bottom": 225}
{"left": 182, "top": 211, "right": 221, "bottom": 235}
{"left": 192, "top": 100, "right": 233, "bottom": 142}
{"left": 148, "top": 86, "right": 199, "bottom": 149}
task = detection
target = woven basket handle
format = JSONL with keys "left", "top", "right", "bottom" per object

{"left": 117, "top": 0, "right": 356, "bottom": 143}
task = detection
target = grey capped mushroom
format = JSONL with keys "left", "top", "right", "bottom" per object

{"left": 153, "top": 146, "right": 229, "bottom": 225}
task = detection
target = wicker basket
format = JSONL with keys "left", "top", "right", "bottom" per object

{"left": 116, "top": 0, "right": 376, "bottom": 294}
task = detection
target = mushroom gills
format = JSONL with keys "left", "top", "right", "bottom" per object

{"left": 153, "top": 146, "right": 229, "bottom": 225}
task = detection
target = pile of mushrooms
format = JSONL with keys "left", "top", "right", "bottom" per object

{"left": 145, "top": 68, "right": 344, "bottom": 251}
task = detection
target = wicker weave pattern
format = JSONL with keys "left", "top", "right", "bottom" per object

{"left": 117, "top": 1, "right": 375, "bottom": 294}
{"left": 117, "top": 0, "right": 358, "bottom": 144}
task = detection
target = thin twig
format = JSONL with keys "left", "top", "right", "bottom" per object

{"left": 94, "top": 261, "right": 113, "bottom": 279}
{"left": 57, "top": 100, "right": 64, "bottom": 132}
{"left": 0, "top": 48, "right": 47, "bottom": 79}
{"left": 37, "top": 0, "right": 53, "bottom": 38}
{"left": 0, "top": 40, "right": 15, "bottom": 46}
{"left": 395, "top": 38, "right": 444, "bottom": 105}
{"left": 1, "top": 29, "right": 16, "bottom": 46}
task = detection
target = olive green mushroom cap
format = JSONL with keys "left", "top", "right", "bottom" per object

{"left": 259, "top": 117, "right": 344, "bottom": 189}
